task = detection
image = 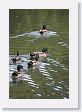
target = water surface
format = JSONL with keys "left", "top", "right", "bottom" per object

{"left": 9, "top": 9, "right": 69, "bottom": 99}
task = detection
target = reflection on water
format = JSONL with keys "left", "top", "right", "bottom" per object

{"left": 9, "top": 9, "right": 69, "bottom": 99}
{"left": 58, "top": 41, "right": 69, "bottom": 49}
{"left": 9, "top": 53, "right": 69, "bottom": 99}
{"left": 10, "top": 31, "right": 57, "bottom": 38}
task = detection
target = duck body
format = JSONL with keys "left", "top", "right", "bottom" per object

{"left": 28, "top": 60, "right": 38, "bottom": 68}
{"left": 33, "top": 51, "right": 49, "bottom": 58}
{"left": 28, "top": 60, "right": 40, "bottom": 68}
{"left": 11, "top": 50, "right": 21, "bottom": 63}
{"left": 39, "top": 24, "right": 48, "bottom": 35}
{"left": 11, "top": 56, "right": 21, "bottom": 63}
{"left": 11, "top": 65, "right": 23, "bottom": 83}
{"left": 12, "top": 71, "right": 23, "bottom": 83}
{"left": 30, "top": 48, "right": 49, "bottom": 60}
{"left": 39, "top": 29, "right": 48, "bottom": 35}
{"left": 11, "top": 71, "right": 18, "bottom": 82}
{"left": 30, "top": 52, "right": 48, "bottom": 60}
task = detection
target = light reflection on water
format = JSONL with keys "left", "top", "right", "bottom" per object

{"left": 9, "top": 53, "right": 69, "bottom": 99}
{"left": 9, "top": 9, "right": 69, "bottom": 99}
{"left": 10, "top": 31, "right": 57, "bottom": 38}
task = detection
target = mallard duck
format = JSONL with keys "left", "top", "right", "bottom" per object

{"left": 40, "top": 24, "right": 48, "bottom": 35}
{"left": 11, "top": 65, "right": 23, "bottom": 83}
{"left": 11, "top": 50, "right": 21, "bottom": 63}
{"left": 28, "top": 60, "right": 38, "bottom": 68}
{"left": 30, "top": 48, "right": 49, "bottom": 60}
{"left": 30, "top": 53, "right": 39, "bottom": 60}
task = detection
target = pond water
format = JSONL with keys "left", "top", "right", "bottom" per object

{"left": 9, "top": 9, "right": 69, "bottom": 99}
{"left": 10, "top": 31, "right": 57, "bottom": 38}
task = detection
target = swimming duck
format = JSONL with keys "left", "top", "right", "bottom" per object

{"left": 28, "top": 53, "right": 40, "bottom": 68}
{"left": 30, "top": 53, "right": 39, "bottom": 60}
{"left": 30, "top": 48, "right": 49, "bottom": 60}
{"left": 11, "top": 65, "right": 23, "bottom": 83}
{"left": 40, "top": 24, "right": 48, "bottom": 35}
{"left": 11, "top": 50, "right": 21, "bottom": 63}
{"left": 28, "top": 60, "right": 38, "bottom": 68}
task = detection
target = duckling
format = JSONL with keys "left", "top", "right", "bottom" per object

{"left": 11, "top": 65, "right": 23, "bottom": 83}
{"left": 40, "top": 24, "right": 48, "bottom": 35}
{"left": 11, "top": 50, "right": 21, "bottom": 63}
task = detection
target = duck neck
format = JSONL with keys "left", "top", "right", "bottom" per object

{"left": 17, "top": 50, "right": 19, "bottom": 56}
{"left": 43, "top": 24, "right": 47, "bottom": 30}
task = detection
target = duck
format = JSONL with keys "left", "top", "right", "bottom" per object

{"left": 28, "top": 53, "right": 40, "bottom": 68}
{"left": 30, "top": 53, "right": 39, "bottom": 60}
{"left": 30, "top": 48, "right": 49, "bottom": 60}
{"left": 11, "top": 65, "right": 23, "bottom": 83}
{"left": 28, "top": 60, "right": 38, "bottom": 68}
{"left": 39, "top": 24, "right": 48, "bottom": 35}
{"left": 11, "top": 50, "right": 21, "bottom": 63}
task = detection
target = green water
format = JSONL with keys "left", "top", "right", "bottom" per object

{"left": 9, "top": 9, "right": 69, "bottom": 99}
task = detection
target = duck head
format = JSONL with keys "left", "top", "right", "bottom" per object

{"left": 30, "top": 52, "right": 35, "bottom": 56}
{"left": 30, "top": 52, "right": 36, "bottom": 60}
{"left": 12, "top": 71, "right": 18, "bottom": 83}
{"left": 42, "top": 48, "right": 48, "bottom": 53}
{"left": 30, "top": 52, "right": 39, "bottom": 61}
{"left": 12, "top": 71, "right": 18, "bottom": 76}
{"left": 28, "top": 61, "right": 33, "bottom": 68}
{"left": 17, "top": 65, "right": 23, "bottom": 72}
{"left": 12, "top": 57, "right": 17, "bottom": 63}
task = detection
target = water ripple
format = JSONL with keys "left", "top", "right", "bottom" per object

{"left": 10, "top": 31, "right": 57, "bottom": 38}
{"left": 9, "top": 54, "right": 69, "bottom": 99}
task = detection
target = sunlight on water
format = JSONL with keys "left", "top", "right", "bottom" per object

{"left": 9, "top": 53, "right": 69, "bottom": 99}
{"left": 9, "top": 9, "right": 69, "bottom": 99}
{"left": 58, "top": 41, "right": 69, "bottom": 49}
{"left": 10, "top": 31, "right": 57, "bottom": 38}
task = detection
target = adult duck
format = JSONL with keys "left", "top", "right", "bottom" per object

{"left": 39, "top": 24, "right": 48, "bottom": 35}
{"left": 11, "top": 50, "right": 21, "bottom": 63}
{"left": 28, "top": 60, "right": 38, "bottom": 68}
{"left": 11, "top": 65, "right": 23, "bottom": 83}
{"left": 30, "top": 48, "right": 49, "bottom": 60}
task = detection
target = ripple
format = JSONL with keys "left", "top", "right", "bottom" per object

{"left": 58, "top": 42, "right": 64, "bottom": 44}
{"left": 42, "top": 73, "right": 50, "bottom": 77}
{"left": 27, "top": 82, "right": 38, "bottom": 86}
{"left": 58, "top": 41, "right": 68, "bottom": 48}
{"left": 54, "top": 85, "right": 63, "bottom": 91}
{"left": 27, "top": 79, "right": 35, "bottom": 82}
{"left": 56, "top": 86, "right": 62, "bottom": 89}
{"left": 10, "top": 31, "right": 57, "bottom": 38}
{"left": 36, "top": 94, "right": 41, "bottom": 96}
{"left": 54, "top": 88, "right": 60, "bottom": 91}
{"left": 47, "top": 57, "right": 60, "bottom": 65}
{"left": 46, "top": 77, "right": 53, "bottom": 80}
{"left": 9, "top": 54, "right": 69, "bottom": 99}
{"left": 58, "top": 81, "right": 64, "bottom": 84}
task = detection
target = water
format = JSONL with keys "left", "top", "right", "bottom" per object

{"left": 10, "top": 31, "right": 57, "bottom": 38}
{"left": 9, "top": 9, "right": 69, "bottom": 99}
